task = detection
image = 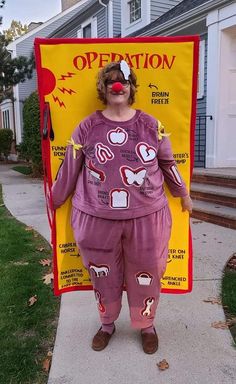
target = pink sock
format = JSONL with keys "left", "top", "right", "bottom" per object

{"left": 101, "top": 322, "right": 115, "bottom": 334}
{"left": 141, "top": 325, "right": 155, "bottom": 334}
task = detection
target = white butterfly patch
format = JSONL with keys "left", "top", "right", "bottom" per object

{"left": 120, "top": 166, "right": 147, "bottom": 187}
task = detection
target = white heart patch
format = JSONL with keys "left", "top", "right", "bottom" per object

{"left": 136, "top": 142, "right": 156, "bottom": 164}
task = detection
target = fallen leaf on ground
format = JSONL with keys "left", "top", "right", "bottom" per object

{"left": 28, "top": 295, "right": 37, "bottom": 306}
{"left": 39, "top": 258, "right": 51, "bottom": 266}
{"left": 157, "top": 359, "right": 169, "bottom": 371}
{"left": 227, "top": 254, "right": 236, "bottom": 270}
{"left": 37, "top": 247, "right": 45, "bottom": 252}
{"left": 33, "top": 233, "right": 38, "bottom": 238}
{"left": 42, "top": 358, "right": 51, "bottom": 372}
{"left": 42, "top": 272, "right": 54, "bottom": 285}
{"left": 203, "top": 297, "right": 222, "bottom": 305}
{"left": 42, "top": 350, "right": 53, "bottom": 372}
{"left": 211, "top": 320, "right": 231, "bottom": 329}
{"left": 25, "top": 226, "right": 33, "bottom": 231}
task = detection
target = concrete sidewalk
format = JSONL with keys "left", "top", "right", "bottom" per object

{"left": 1, "top": 163, "right": 236, "bottom": 384}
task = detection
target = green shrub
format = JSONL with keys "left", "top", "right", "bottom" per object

{"left": 0, "top": 128, "right": 13, "bottom": 160}
{"left": 20, "top": 91, "right": 42, "bottom": 176}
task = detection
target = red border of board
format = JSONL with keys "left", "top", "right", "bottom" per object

{"left": 34, "top": 36, "right": 199, "bottom": 295}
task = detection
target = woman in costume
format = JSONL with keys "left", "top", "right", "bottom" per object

{"left": 52, "top": 61, "right": 192, "bottom": 354}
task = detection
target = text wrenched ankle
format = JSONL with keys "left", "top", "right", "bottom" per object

{"left": 92, "top": 326, "right": 116, "bottom": 351}
{"left": 141, "top": 328, "right": 158, "bottom": 354}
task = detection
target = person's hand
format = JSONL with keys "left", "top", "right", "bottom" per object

{"left": 181, "top": 195, "right": 193, "bottom": 214}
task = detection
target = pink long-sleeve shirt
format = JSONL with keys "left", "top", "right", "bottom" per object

{"left": 52, "top": 110, "right": 188, "bottom": 219}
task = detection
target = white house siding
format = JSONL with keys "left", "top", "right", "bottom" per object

{"left": 113, "top": 0, "right": 121, "bottom": 37}
{"left": 150, "top": 0, "right": 182, "bottom": 22}
{"left": 206, "top": 2, "right": 236, "bottom": 167}
{"left": 197, "top": 36, "right": 207, "bottom": 116}
{"left": 195, "top": 34, "right": 208, "bottom": 167}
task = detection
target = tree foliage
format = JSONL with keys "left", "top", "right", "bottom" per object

{"left": 0, "top": 33, "right": 34, "bottom": 102}
{"left": 3, "top": 20, "right": 28, "bottom": 41}
{"left": 0, "top": 2, "right": 33, "bottom": 102}
{"left": 20, "top": 91, "right": 42, "bottom": 176}
{"left": 0, "top": 128, "right": 13, "bottom": 159}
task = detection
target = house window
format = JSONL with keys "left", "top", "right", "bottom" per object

{"left": 3, "top": 110, "right": 10, "bottom": 129}
{"left": 77, "top": 17, "right": 97, "bottom": 38}
{"left": 83, "top": 23, "right": 92, "bottom": 38}
{"left": 129, "top": 0, "right": 141, "bottom": 24}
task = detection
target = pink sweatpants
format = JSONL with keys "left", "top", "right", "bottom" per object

{"left": 71, "top": 205, "right": 172, "bottom": 329}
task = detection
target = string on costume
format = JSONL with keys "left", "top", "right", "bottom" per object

{"left": 157, "top": 120, "right": 171, "bottom": 141}
{"left": 67, "top": 137, "right": 83, "bottom": 159}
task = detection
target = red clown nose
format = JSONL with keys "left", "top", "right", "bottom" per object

{"left": 111, "top": 82, "right": 124, "bottom": 93}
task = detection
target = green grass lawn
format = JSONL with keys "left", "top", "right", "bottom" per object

{"left": 222, "top": 267, "right": 236, "bottom": 346}
{"left": 0, "top": 185, "right": 60, "bottom": 383}
{"left": 12, "top": 165, "right": 32, "bottom": 175}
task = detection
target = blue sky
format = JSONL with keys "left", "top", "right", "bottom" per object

{"left": 0, "top": 0, "right": 61, "bottom": 31}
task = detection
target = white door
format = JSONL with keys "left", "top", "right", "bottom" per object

{"left": 217, "top": 27, "right": 236, "bottom": 166}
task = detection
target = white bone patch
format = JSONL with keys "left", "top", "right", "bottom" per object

{"left": 120, "top": 60, "right": 130, "bottom": 80}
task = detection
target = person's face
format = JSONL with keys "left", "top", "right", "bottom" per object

{"left": 105, "top": 71, "right": 131, "bottom": 106}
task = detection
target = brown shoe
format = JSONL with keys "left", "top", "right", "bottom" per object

{"left": 92, "top": 326, "right": 115, "bottom": 351}
{"left": 141, "top": 328, "right": 158, "bottom": 354}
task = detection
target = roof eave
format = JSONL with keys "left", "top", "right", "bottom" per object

{"left": 131, "top": 0, "right": 232, "bottom": 37}
{"left": 49, "top": 0, "right": 100, "bottom": 37}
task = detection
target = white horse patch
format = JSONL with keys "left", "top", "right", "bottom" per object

{"left": 89, "top": 263, "right": 110, "bottom": 277}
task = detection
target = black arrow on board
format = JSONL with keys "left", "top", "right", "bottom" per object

{"left": 148, "top": 83, "right": 158, "bottom": 90}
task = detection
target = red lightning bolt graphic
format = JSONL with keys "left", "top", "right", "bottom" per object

{"left": 52, "top": 94, "right": 66, "bottom": 108}
{"left": 58, "top": 87, "right": 76, "bottom": 95}
{"left": 58, "top": 72, "right": 75, "bottom": 80}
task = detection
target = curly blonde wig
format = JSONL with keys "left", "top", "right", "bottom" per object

{"left": 96, "top": 62, "right": 138, "bottom": 105}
